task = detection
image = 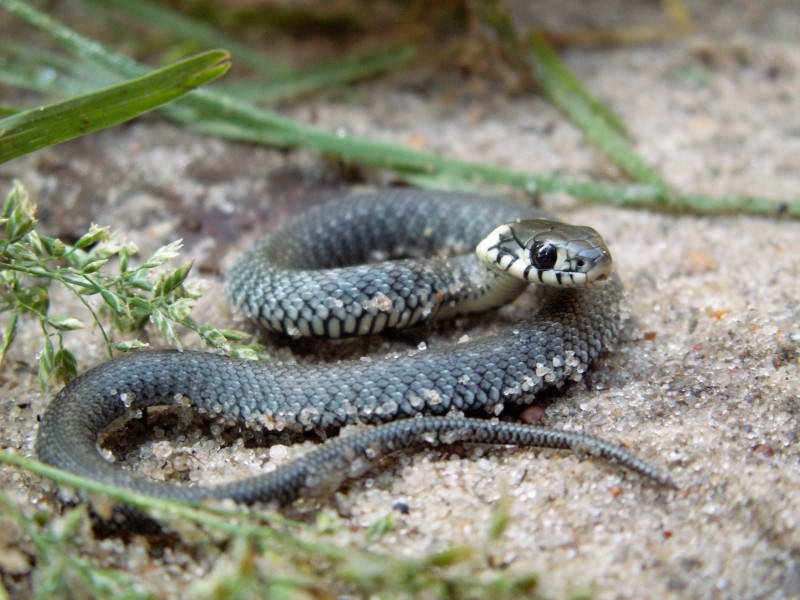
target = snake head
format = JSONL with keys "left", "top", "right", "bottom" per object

{"left": 475, "top": 219, "right": 613, "bottom": 287}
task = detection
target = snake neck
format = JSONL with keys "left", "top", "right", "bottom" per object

{"left": 434, "top": 260, "right": 529, "bottom": 320}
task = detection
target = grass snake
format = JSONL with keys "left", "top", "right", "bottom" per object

{"left": 36, "top": 190, "right": 674, "bottom": 506}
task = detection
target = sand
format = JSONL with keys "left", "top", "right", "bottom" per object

{"left": 1, "top": 1, "right": 799, "bottom": 598}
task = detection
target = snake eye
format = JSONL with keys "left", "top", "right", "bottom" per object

{"left": 531, "top": 242, "right": 557, "bottom": 269}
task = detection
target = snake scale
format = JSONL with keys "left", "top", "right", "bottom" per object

{"left": 36, "top": 190, "right": 673, "bottom": 506}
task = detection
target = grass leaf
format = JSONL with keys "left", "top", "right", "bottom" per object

{"left": 526, "top": 31, "right": 667, "bottom": 188}
{"left": 217, "top": 44, "right": 417, "bottom": 104}
{"left": 0, "top": 311, "right": 18, "bottom": 365}
{"left": 0, "top": 49, "right": 230, "bottom": 164}
{"left": 87, "top": 0, "right": 288, "bottom": 76}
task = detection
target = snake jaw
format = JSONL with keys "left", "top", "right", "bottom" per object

{"left": 476, "top": 221, "right": 613, "bottom": 287}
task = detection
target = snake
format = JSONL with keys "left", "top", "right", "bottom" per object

{"left": 35, "top": 189, "right": 674, "bottom": 506}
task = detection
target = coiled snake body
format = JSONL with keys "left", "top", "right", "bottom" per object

{"left": 36, "top": 190, "right": 673, "bottom": 505}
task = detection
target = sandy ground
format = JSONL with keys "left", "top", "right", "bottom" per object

{"left": 1, "top": 1, "right": 800, "bottom": 598}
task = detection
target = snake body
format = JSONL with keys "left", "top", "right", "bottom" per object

{"left": 36, "top": 190, "right": 673, "bottom": 505}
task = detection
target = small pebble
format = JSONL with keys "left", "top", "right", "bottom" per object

{"left": 520, "top": 405, "right": 546, "bottom": 425}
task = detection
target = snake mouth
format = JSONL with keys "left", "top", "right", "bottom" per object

{"left": 528, "top": 268, "right": 588, "bottom": 287}
{"left": 526, "top": 267, "right": 611, "bottom": 288}
{"left": 581, "top": 251, "right": 613, "bottom": 284}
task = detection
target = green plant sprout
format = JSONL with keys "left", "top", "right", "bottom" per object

{"left": 0, "top": 182, "right": 261, "bottom": 386}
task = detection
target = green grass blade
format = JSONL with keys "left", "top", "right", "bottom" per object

{"left": 527, "top": 32, "right": 667, "bottom": 188}
{"left": 86, "top": 0, "right": 289, "bottom": 76}
{"left": 0, "top": 38, "right": 80, "bottom": 74}
{"left": 0, "top": 39, "right": 121, "bottom": 104}
{"left": 526, "top": 32, "right": 627, "bottom": 135}
{"left": 178, "top": 100, "right": 664, "bottom": 201}
{"left": 0, "top": 38, "right": 120, "bottom": 88}
{"left": 478, "top": 3, "right": 627, "bottom": 135}
{"left": 0, "top": 62, "right": 91, "bottom": 98}
{"left": 477, "top": 3, "right": 663, "bottom": 187}
{"left": 217, "top": 44, "right": 416, "bottom": 103}
{"left": 0, "top": 49, "right": 230, "bottom": 164}
{"left": 0, "top": 0, "right": 146, "bottom": 78}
